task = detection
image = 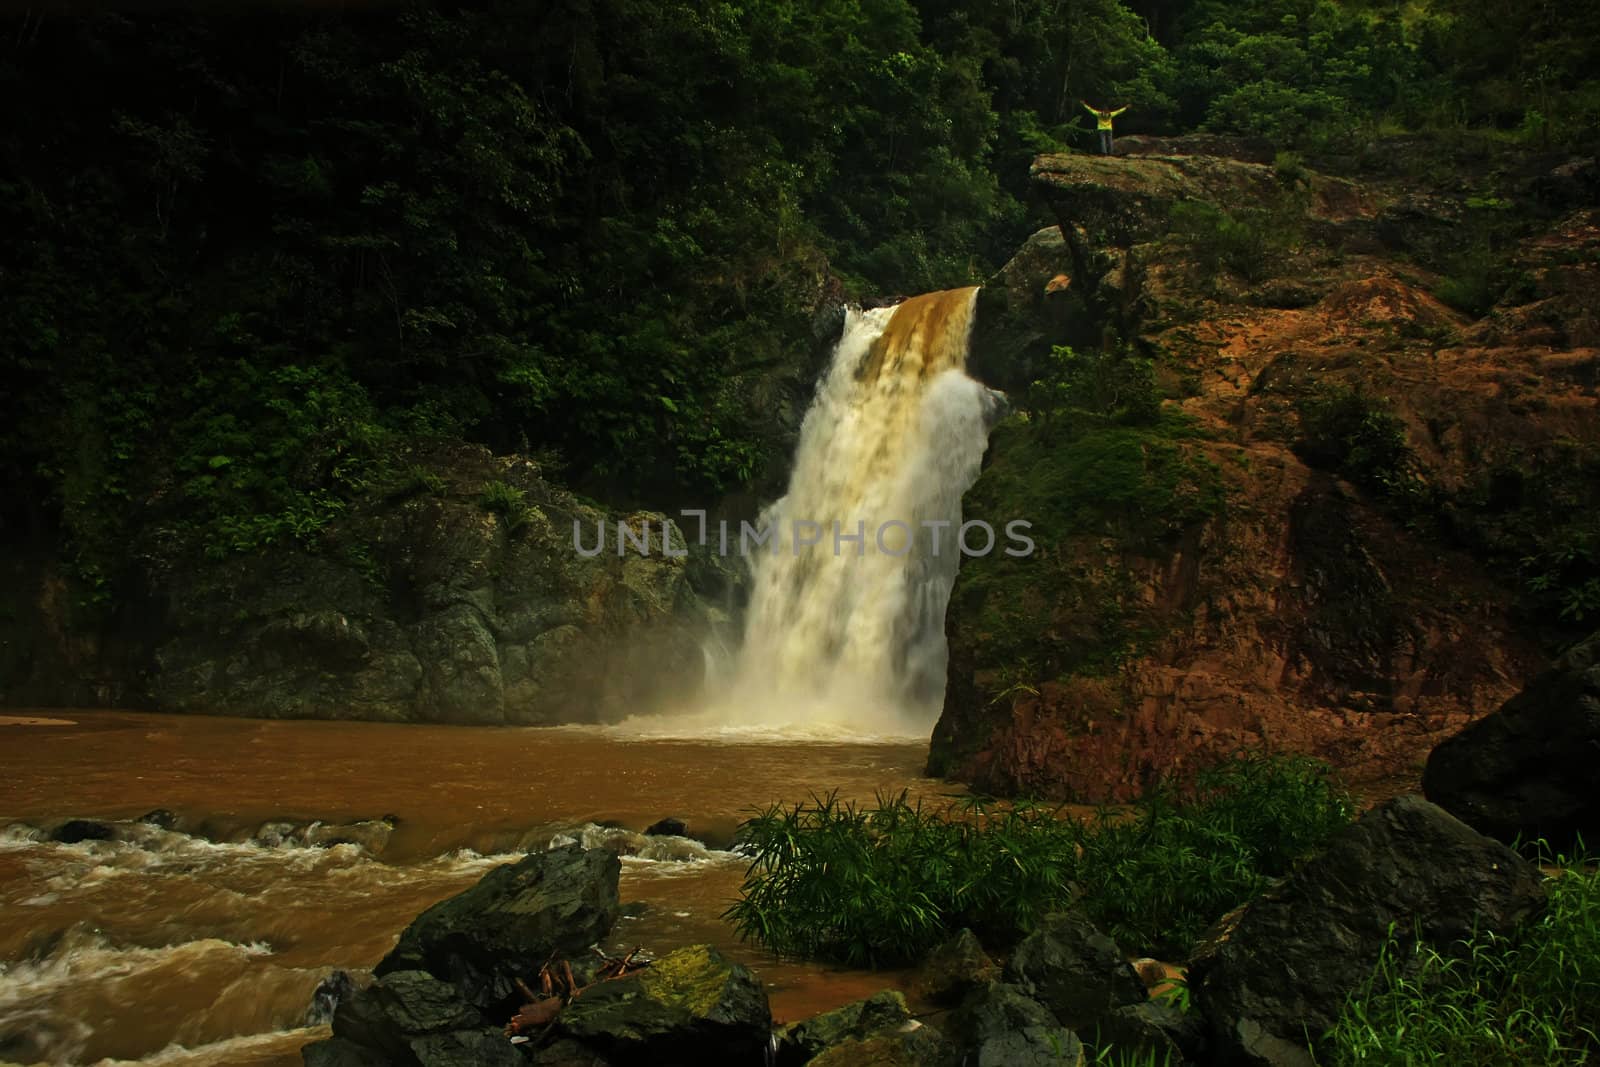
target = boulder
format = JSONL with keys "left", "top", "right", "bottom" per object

{"left": 775, "top": 989, "right": 913, "bottom": 1066}
{"left": 948, "top": 983, "right": 1083, "bottom": 1067}
{"left": 1188, "top": 795, "right": 1546, "bottom": 1066}
{"left": 555, "top": 944, "right": 771, "bottom": 1065}
{"left": 643, "top": 817, "right": 688, "bottom": 838}
{"left": 806, "top": 1023, "right": 958, "bottom": 1067}
{"left": 1422, "top": 629, "right": 1600, "bottom": 852}
{"left": 1002, "top": 911, "right": 1147, "bottom": 1031}
{"left": 911, "top": 928, "right": 999, "bottom": 1006}
{"left": 376, "top": 845, "right": 621, "bottom": 1012}
{"left": 328, "top": 969, "right": 489, "bottom": 1063}
{"left": 1092, "top": 1000, "right": 1205, "bottom": 1063}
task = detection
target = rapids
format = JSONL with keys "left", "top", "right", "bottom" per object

{"left": 0, "top": 711, "right": 963, "bottom": 1065}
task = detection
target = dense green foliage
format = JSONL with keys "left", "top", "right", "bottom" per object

{"left": 1325, "top": 851, "right": 1600, "bottom": 1065}
{"left": 725, "top": 753, "right": 1352, "bottom": 965}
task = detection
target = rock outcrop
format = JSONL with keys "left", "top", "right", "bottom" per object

{"left": 1423, "top": 628, "right": 1600, "bottom": 852}
{"left": 3, "top": 439, "right": 717, "bottom": 723}
{"left": 935, "top": 135, "right": 1599, "bottom": 801}
{"left": 1188, "top": 795, "right": 1545, "bottom": 1066}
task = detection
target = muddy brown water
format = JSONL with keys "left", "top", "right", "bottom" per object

{"left": 0, "top": 710, "right": 969, "bottom": 1066}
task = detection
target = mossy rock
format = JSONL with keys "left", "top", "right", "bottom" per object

{"left": 556, "top": 944, "right": 771, "bottom": 1065}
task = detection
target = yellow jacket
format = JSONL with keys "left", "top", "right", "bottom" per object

{"left": 1083, "top": 103, "right": 1129, "bottom": 131}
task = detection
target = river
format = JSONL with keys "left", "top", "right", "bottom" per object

{"left": 0, "top": 710, "right": 966, "bottom": 1066}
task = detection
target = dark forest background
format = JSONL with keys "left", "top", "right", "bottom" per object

{"left": 3, "top": 0, "right": 1597, "bottom": 611}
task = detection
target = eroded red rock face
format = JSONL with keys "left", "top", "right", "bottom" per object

{"left": 935, "top": 143, "right": 1598, "bottom": 802}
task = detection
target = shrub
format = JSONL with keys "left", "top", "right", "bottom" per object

{"left": 1295, "top": 384, "right": 1419, "bottom": 501}
{"left": 1169, "top": 200, "right": 1278, "bottom": 284}
{"left": 1027, "top": 345, "right": 1160, "bottom": 427}
{"left": 1324, "top": 849, "right": 1600, "bottom": 1065}
{"left": 725, "top": 753, "right": 1353, "bottom": 966}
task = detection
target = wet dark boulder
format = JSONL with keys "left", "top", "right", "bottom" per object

{"left": 51, "top": 819, "right": 116, "bottom": 844}
{"left": 377, "top": 845, "right": 621, "bottom": 1012}
{"left": 1188, "top": 796, "right": 1546, "bottom": 1066}
{"left": 643, "top": 817, "right": 688, "bottom": 838}
{"left": 1093, "top": 1000, "right": 1206, "bottom": 1063}
{"left": 320, "top": 969, "right": 512, "bottom": 1066}
{"left": 805, "top": 1023, "right": 958, "bottom": 1067}
{"left": 948, "top": 983, "right": 1084, "bottom": 1067}
{"left": 774, "top": 990, "right": 914, "bottom": 1066}
{"left": 911, "top": 928, "right": 999, "bottom": 1007}
{"left": 555, "top": 944, "right": 771, "bottom": 1065}
{"left": 1002, "top": 911, "right": 1146, "bottom": 1031}
{"left": 1423, "top": 628, "right": 1600, "bottom": 852}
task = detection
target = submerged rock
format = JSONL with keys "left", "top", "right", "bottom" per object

{"left": 555, "top": 944, "right": 771, "bottom": 1065}
{"left": 1003, "top": 911, "right": 1146, "bottom": 1031}
{"left": 377, "top": 845, "right": 621, "bottom": 1012}
{"left": 306, "top": 818, "right": 396, "bottom": 854}
{"left": 138, "top": 808, "right": 181, "bottom": 830}
{"left": 643, "top": 817, "right": 688, "bottom": 838}
{"left": 1423, "top": 628, "right": 1600, "bottom": 852}
{"left": 51, "top": 818, "right": 115, "bottom": 844}
{"left": 1188, "top": 795, "right": 1545, "bottom": 1066}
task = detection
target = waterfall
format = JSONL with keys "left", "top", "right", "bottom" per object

{"left": 723, "top": 286, "right": 1000, "bottom": 734}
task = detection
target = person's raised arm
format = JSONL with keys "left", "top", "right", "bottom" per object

{"left": 1111, "top": 106, "right": 1129, "bottom": 118}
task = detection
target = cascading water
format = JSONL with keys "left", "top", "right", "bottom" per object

{"left": 724, "top": 286, "right": 1002, "bottom": 734}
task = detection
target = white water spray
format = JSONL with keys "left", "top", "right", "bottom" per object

{"left": 720, "top": 286, "right": 999, "bottom": 734}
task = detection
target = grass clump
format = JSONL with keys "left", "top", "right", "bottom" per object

{"left": 1323, "top": 850, "right": 1600, "bottom": 1065}
{"left": 725, "top": 753, "right": 1352, "bottom": 967}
